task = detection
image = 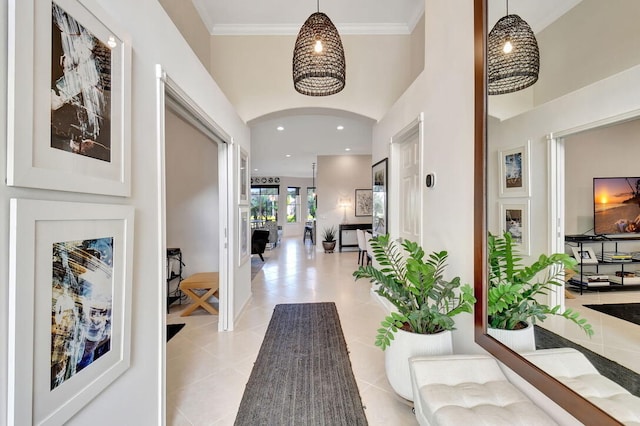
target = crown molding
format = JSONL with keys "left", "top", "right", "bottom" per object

{"left": 211, "top": 23, "right": 413, "bottom": 36}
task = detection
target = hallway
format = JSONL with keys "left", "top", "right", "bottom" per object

{"left": 166, "top": 237, "right": 418, "bottom": 425}
{"left": 166, "top": 236, "right": 640, "bottom": 425}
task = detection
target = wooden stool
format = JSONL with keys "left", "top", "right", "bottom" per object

{"left": 179, "top": 272, "right": 219, "bottom": 317}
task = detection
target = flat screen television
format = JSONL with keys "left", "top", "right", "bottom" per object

{"left": 593, "top": 177, "right": 640, "bottom": 235}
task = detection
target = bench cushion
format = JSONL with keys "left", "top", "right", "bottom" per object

{"left": 410, "top": 355, "right": 557, "bottom": 426}
{"left": 522, "top": 348, "right": 640, "bottom": 425}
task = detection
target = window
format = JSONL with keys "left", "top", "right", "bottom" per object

{"left": 250, "top": 185, "right": 279, "bottom": 224}
{"left": 287, "top": 187, "right": 300, "bottom": 223}
{"left": 307, "top": 187, "right": 316, "bottom": 220}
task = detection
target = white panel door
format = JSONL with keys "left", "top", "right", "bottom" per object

{"left": 399, "top": 132, "right": 421, "bottom": 244}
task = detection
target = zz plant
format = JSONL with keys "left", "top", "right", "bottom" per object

{"left": 488, "top": 232, "right": 594, "bottom": 336}
{"left": 353, "top": 234, "right": 476, "bottom": 349}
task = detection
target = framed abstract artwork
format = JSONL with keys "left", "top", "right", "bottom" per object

{"left": 355, "top": 189, "right": 373, "bottom": 217}
{"left": 498, "top": 141, "right": 530, "bottom": 198}
{"left": 372, "top": 158, "right": 388, "bottom": 236}
{"left": 498, "top": 200, "right": 530, "bottom": 255}
{"left": 8, "top": 199, "right": 134, "bottom": 425}
{"left": 7, "top": 0, "right": 132, "bottom": 196}
{"left": 239, "top": 206, "right": 250, "bottom": 266}
{"left": 239, "top": 147, "right": 249, "bottom": 204}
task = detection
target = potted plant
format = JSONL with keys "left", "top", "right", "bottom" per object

{"left": 321, "top": 226, "right": 337, "bottom": 253}
{"left": 488, "top": 232, "right": 594, "bottom": 352}
{"left": 353, "top": 234, "right": 476, "bottom": 400}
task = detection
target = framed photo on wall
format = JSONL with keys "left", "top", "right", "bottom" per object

{"left": 239, "top": 206, "right": 250, "bottom": 265}
{"left": 7, "top": 0, "right": 132, "bottom": 196}
{"left": 8, "top": 199, "right": 134, "bottom": 425}
{"left": 372, "top": 158, "right": 388, "bottom": 236}
{"left": 499, "top": 200, "right": 530, "bottom": 255}
{"left": 498, "top": 141, "right": 530, "bottom": 197}
{"left": 355, "top": 189, "right": 373, "bottom": 217}
{"left": 239, "top": 147, "right": 249, "bottom": 204}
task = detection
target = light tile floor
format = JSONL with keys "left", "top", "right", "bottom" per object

{"left": 166, "top": 237, "right": 416, "bottom": 425}
{"left": 166, "top": 237, "right": 640, "bottom": 425}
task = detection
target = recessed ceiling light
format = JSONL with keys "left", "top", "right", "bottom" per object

{"left": 285, "top": 154, "right": 292, "bottom": 158}
{"left": 345, "top": 147, "right": 351, "bottom": 152}
{"left": 337, "top": 125, "right": 344, "bottom": 130}
{"left": 254, "top": 168, "right": 258, "bottom": 171}
{"left": 277, "top": 126, "right": 284, "bottom": 131}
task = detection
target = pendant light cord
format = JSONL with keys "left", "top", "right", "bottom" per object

{"left": 317, "top": 0, "right": 319, "bottom": 12}
{"left": 506, "top": 0, "right": 509, "bottom": 16}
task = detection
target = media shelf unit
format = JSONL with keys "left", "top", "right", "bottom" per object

{"left": 565, "top": 235, "right": 640, "bottom": 294}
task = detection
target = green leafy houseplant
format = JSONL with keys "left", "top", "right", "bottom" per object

{"left": 321, "top": 226, "right": 336, "bottom": 242}
{"left": 488, "top": 232, "right": 593, "bottom": 336}
{"left": 353, "top": 234, "right": 476, "bottom": 349}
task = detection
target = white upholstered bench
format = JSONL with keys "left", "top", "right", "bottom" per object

{"left": 409, "top": 354, "right": 558, "bottom": 426}
{"left": 522, "top": 348, "right": 640, "bottom": 425}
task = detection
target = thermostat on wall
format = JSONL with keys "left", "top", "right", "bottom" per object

{"left": 425, "top": 173, "right": 436, "bottom": 188}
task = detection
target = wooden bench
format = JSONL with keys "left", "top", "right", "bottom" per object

{"left": 178, "top": 272, "right": 219, "bottom": 317}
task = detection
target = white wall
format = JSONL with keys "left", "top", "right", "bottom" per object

{"left": 373, "top": 0, "right": 476, "bottom": 354}
{"left": 316, "top": 155, "right": 372, "bottom": 247}
{"left": 565, "top": 119, "right": 640, "bottom": 237}
{"left": 0, "top": 0, "right": 251, "bottom": 424}
{"left": 165, "top": 108, "right": 220, "bottom": 276}
{"left": 210, "top": 34, "right": 417, "bottom": 122}
{"left": 488, "top": 66, "right": 640, "bottom": 263}
{"left": 157, "top": 0, "right": 211, "bottom": 70}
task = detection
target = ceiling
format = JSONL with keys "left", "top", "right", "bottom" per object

{"left": 188, "top": 0, "right": 581, "bottom": 178}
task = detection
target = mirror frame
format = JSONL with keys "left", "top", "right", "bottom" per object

{"left": 473, "top": 0, "right": 619, "bottom": 424}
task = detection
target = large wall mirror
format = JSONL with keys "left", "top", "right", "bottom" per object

{"left": 474, "top": 0, "right": 640, "bottom": 424}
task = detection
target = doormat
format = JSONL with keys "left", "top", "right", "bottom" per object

{"left": 167, "top": 323, "right": 185, "bottom": 342}
{"left": 234, "top": 302, "right": 368, "bottom": 425}
{"left": 583, "top": 303, "right": 640, "bottom": 326}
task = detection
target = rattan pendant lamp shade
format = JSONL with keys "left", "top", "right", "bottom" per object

{"left": 292, "top": 2, "right": 346, "bottom": 96}
{"left": 487, "top": 2, "right": 539, "bottom": 95}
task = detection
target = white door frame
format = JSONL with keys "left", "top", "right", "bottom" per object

{"left": 155, "top": 65, "right": 233, "bottom": 424}
{"left": 389, "top": 113, "right": 424, "bottom": 245}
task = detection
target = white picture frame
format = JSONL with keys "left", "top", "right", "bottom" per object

{"left": 499, "top": 200, "right": 530, "bottom": 255}
{"left": 239, "top": 147, "right": 249, "bottom": 204}
{"left": 498, "top": 141, "right": 530, "bottom": 198}
{"left": 7, "top": 0, "right": 132, "bottom": 196}
{"left": 8, "top": 199, "right": 134, "bottom": 425}
{"left": 571, "top": 246, "right": 599, "bottom": 264}
{"left": 239, "top": 206, "right": 250, "bottom": 266}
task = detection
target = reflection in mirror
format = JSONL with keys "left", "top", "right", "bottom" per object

{"left": 476, "top": 0, "right": 640, "bottom": 424}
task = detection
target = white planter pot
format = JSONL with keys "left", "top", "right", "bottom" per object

{"left": 487, "top": 322, "right": 536, "bottom": 352}
{"left": 384, "top": 328, "right": 453, "bottom": 401}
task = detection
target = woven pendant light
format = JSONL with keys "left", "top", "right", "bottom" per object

{"left": 292, "top": 3, "right": 346, "bottom": 96}
{"left": 488, "top": 2, "right": 539, "bottom": 95}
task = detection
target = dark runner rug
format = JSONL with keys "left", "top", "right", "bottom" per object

{"left": 534, "top": 325, "right": 640, "bottom": 397}
{"left": 234, "top": 302, "right": 368, "bottom": 425}
{"left": 583, "top": 303, "right": 640, "bottom": 326}
{"left": 167, "top": 323, "right": 185, "bottom": 342}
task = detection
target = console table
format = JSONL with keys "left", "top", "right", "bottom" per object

{"left": 339, "top": 223, "right": 372, "bottom": 252}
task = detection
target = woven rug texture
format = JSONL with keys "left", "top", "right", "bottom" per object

{"left": 234, "top": 302, "right": 368, "bottom": 425}
{"left": 534, "top": 325, "right": 640, "bottom": 396}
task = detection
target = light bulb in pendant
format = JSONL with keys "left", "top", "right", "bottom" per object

{"left": 503, "top": 39, "right": 513, "bottom": 54}
{"left": 314, "top": 39, "right": 323, "bottom": 53}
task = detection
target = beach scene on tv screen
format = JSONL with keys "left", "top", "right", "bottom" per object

{"left": 594, "top": 177, "right": 640, "bottom": 235}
